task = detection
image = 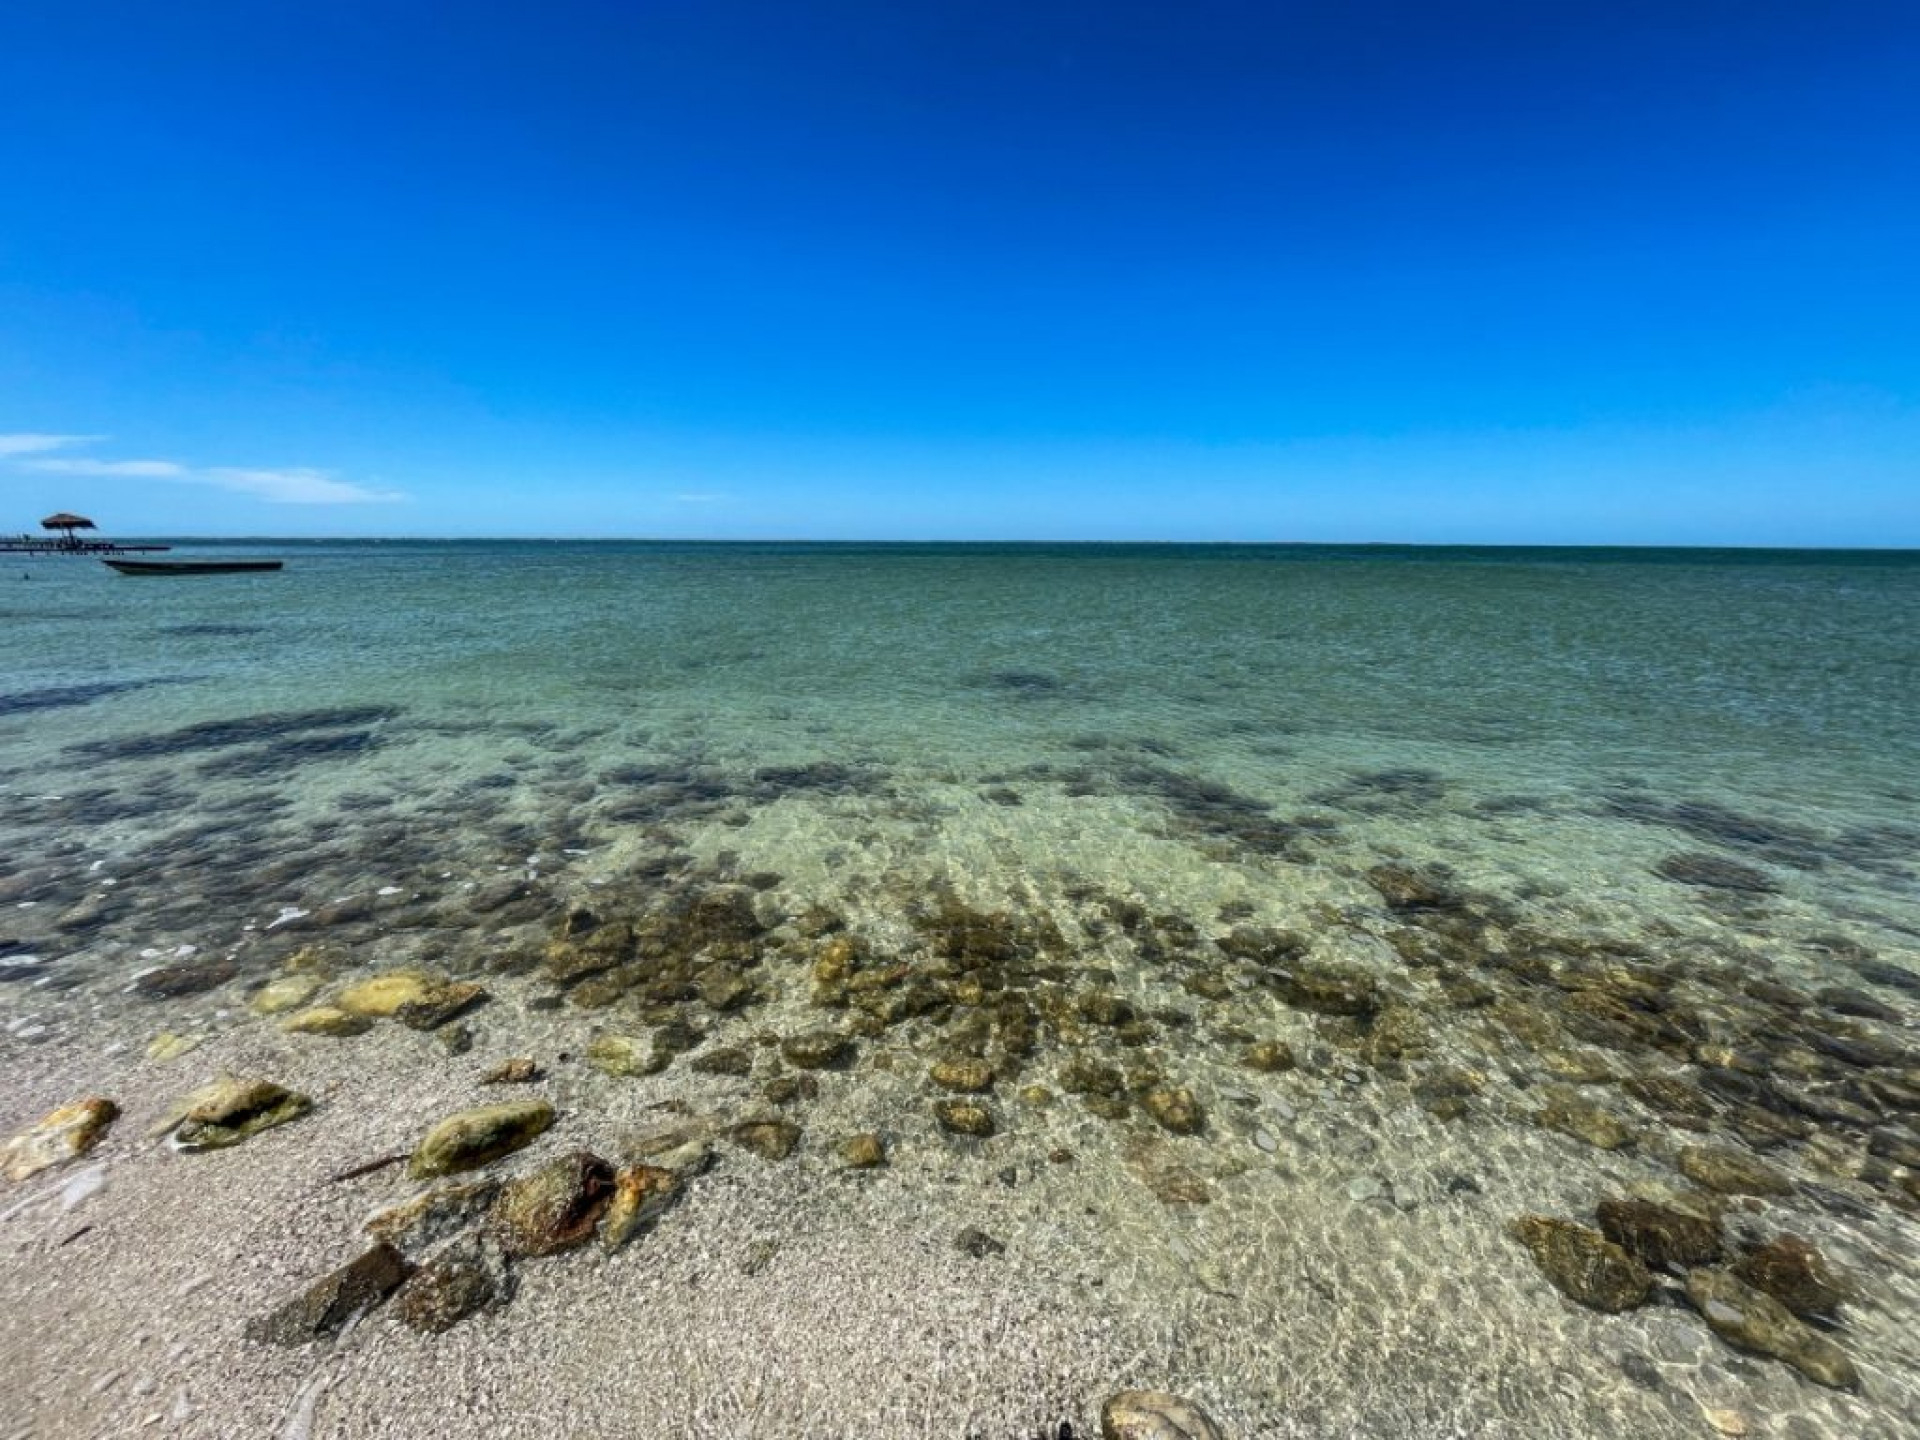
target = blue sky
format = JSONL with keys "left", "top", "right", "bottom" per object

{"left": 2, "top": 2, "right": 1917, "bottom": 542}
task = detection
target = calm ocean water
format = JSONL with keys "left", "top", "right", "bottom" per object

{"left": 4, "top": 541, "right": 1918, "bottom": 1435}
{"left": 7, "top": 542, "right": 1917, "bottom": 922}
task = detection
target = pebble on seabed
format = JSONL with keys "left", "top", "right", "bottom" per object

{"left": 409, "top": 1100, "right": 555, "bottom": 1179}
{"left": 158, "top": 1076, "right": 311, "bottom": 1152}
{"left": 1, "top": 1097, "right": 118, "bottom": 1182}
{"left": 1100, "top": 1388, "right": 1227, "bottom": 1440}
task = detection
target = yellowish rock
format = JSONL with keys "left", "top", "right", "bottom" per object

{"left": 838, "top": 1132, "right": 886, "bottom": 1168}
{"left": 812, "top": 935, "right": 857, "bottom": 986}
{"left": 1101, "top": 1390, "right": 1226, "bottom": 1440}
{"left": 280, "top": 1006, "right": 373, "bottom": 1037}
{"left": 929, "top": 1058, "right": 995, "bottom": 1093}
{"left": 395, "top": 981, "right": 487, "bottom": 1030}
{"left": 336, "top": 969, "right": 443, "bottom": 1017}
{"left": 586, "top": 1034, "right": 651, "bottom": 1078}
{"left": 145, "top": 1031, "right": 202, "bottom": 1062}
{"left": 3, "top": 1098, "right": 119, "bottom": 1182}
{"left": 156, "top": 1075, "right": 312, "bottom": 1151}
{"left": 410, "top": 1100, "right": 555, "bottom": 1179}
{"left": 249, "top": 974, "right": 323, "bottom": 1016}
{"left": 601, "top": 1164, "right": 680, "bottom": 1250}
{"left": 480, "top": 1057, "right": 542, "bottom": 1085}
{"left": 281, "top": 944, "right": 342, "bottom": 974}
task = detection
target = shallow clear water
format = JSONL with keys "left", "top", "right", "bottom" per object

{"left": 4, "top": 541, "right": 1919, "bottom": 1435}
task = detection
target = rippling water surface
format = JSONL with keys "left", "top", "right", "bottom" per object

{"left": 4, "top": 541, "right": 1918, "bottom": 1436}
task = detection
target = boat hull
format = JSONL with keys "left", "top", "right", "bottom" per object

{"left": 103, "top": 560, "right": 284, "bottom": 575}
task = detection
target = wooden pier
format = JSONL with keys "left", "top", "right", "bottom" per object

{"left": 6, "top": 513, "right": 171, "bottom": 555}
{"left": 1, "top": 540, "right": 173, "bottom": 555}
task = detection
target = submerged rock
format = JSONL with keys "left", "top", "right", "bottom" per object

{"left": 1061, "top": 1058, "right": 1127, "bottom": 1098}
{"left": 479, "top": 1057, "right": 542, "bottom": 1085}
{"left": 1272, "top": 963, "right": 1379, "bottom": 1017}
{"left": 1100, "top": 1388, "right": 1227, "bottom": 1440}
{"left": 1365, "top": 864, "right": 1461, "bottom": 913}
{"left": 624, "top": 1122, "right": 716, "bottom": 1178}
{"left": 1078, "top": 992, "right": 1137, "bottom": 1027}
{"left": 1656, "top": 853, "right": 1779, "bottom": 894}
{"left": 1535, "top": 1096, "right": 1636, "bottom": 1151}
{"left": 545, "top": 921, "right": 630, "bottom": 983}
{"left": 934, "top": 1099, "right": 996, "bottom": 1137}
{"left": 698, "top": 967, "right": 755, "bottom": 1012}
{"left": 132, "top": 959, "right": 238, "bottom": 1000}
{"left": 1678, "top": 1146, "right": 1793, "bottom": 1197}
{"left": 1815, "top": 985, "right": 1901, "bottom": 1024}
{"left": 601, "top": 1164, "right": 680, "bottom": 1250}
{"left": 281, "top": 943, "right": 342, "bottom": 975}
{"left": 280, "top": 1006, "right": 372, "bottom": 1037}
{"left": 1685, "top": 1267, "right": 1858, "bottom": 1389}
{"left": 689, "top": 1045, "right": 754, "bottom": 1076}
{"left": 1537, "top": 1047, "right": 1617, "bottom": 1085}
{"left": 488, "top": 1151, "right": 616, "bottom": 1257}
{"left": 1360, "top": 1003, "right": 1430, "bottom": 1066}
{"left": 392, "top": 1237, "right": 512, "bottom": 1334}
{"left": 2, "top": 1098, "right": 118, "bottom": 1182}
{"left": 336, "top": 969, "right": 445, "bottom": 1017}
{"left": 729, "top": 1118, "right": 802, "bottom": 1161}
{"left": 144, "top": 1031, "right": 202, "bottom": 1062}
{"left": 361, "top": 1172, "right": 494, "bottom": 1245}
{"left": 1624, "top": 1073, "right": 1716, "bottom": 1124}
{"left": 1143, "top": 1087, "right": 1206, "bottom": 1136}
{"left": 1731, "top": 1235, "right": 1849, "bottom": 1317}
{"left": 162, "top": 1076, "right": 312, "bottom": 1151}
{"left": 1509, "top": 1215, "right": 1652, "bottom": 1313}
{"left": 1217, "top": 925, "right": 1307, "bottom": 965}
{"left": 586, "top": 1033, "right": 654, "bottom": 1078}
{"left": 838, "top": 1132, "right": 886, "bottom": 1168}
{"left": 955, "top": 1225, "right": 1005, "bottom": 1258}
{"left": 1596, "top": 1197, "right": 1722, "bottom": 1270}
{"left": 1242, "top": 1040, "right": 1296, "bottom": 1073}
{"left": 246, "top": 1243, "right": 413, "bottom": 1346}
{"left": 248, "top": 974, "right": 322, "bottom": 1016}
{"left": 929, "top": 1058, "right": 995, "bottom": 1092}
{"left": 409, "top": 1101, "right": 555, "bottom": 1179}
{"left": 762, "top": 1074, "right": 818, "bottom": 1106}
{"left": 1183, "top": 971, "right": 1235, "bottom": 1001}
{"left": 779, "top": 1028, "right": 852, "bottom": 1070}
{"left": 395, "top": 981, "right": 487, "bottom": 1031}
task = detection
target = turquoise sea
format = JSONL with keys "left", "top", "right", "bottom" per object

{"left": 3, "top": 541, "right": 1918, "bottom": 1436}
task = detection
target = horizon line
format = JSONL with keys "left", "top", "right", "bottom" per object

{"left": 56, "top": 534, "right": 1920, "bottom": 553}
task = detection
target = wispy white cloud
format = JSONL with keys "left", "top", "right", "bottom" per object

{"left": 24, "top": 457, "right": 188, "bottom": 478}
{"left": 1, "top": 432, "right": 403, "bottom": 504}
{"left": 204, "top": 467, "right": 402, "bottom": 504}
{"left": 0, "top": 433, "right": 103, "bottom": 457}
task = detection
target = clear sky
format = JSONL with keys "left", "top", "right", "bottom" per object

{"left": 2, "top": 2, "right": 1917, "bottom": 543}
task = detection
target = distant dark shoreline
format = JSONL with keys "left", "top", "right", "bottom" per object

{"left": 80, "top": 536, "right": 1920, "bottom": 562}
{"left": 77, "top": 535, "right": 1920, "bottom": 553}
